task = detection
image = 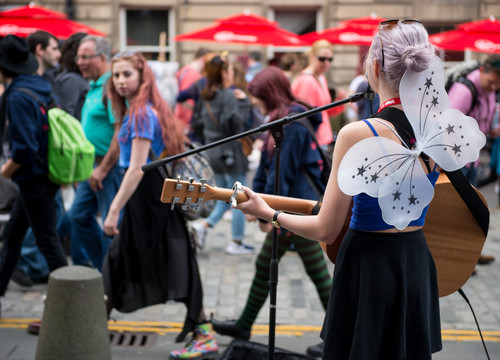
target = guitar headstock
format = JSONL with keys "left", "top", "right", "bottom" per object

{"left": 161, "top": 177, "right": 215, "bottom": 211}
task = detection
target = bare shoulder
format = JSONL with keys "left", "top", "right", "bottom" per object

{"left": 336, "top": 121, "right": 374, "bottom": 149}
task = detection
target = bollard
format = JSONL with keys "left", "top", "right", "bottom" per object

{"left": 35, "top": 265, "right": 111, "bottom": 360}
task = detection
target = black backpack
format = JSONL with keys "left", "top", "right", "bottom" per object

{"left": 444, "top": 60, "right": 480, "bottom": 114}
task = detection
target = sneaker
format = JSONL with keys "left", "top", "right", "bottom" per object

{"left": 225, "top": 241, "right": 255, "bottom": 255}
{"left": 169, "top": 322, "right": 218, "bottom": 359}
{"left": 306, "top": 341, "right": 324, "bottom": 358}
{"left": 211, "top": 318, "right": 250, "bottom": 340}
{"left": 28, "top": 320, "right": 41, "bottom": 335}
{"left": 190, "top": 221, "right": 208, "bottom": 249}
{"left": 11, "top": 268, "right": 33, "bottom": 287}
{"left": 478, "top": 254, "right": 495, "bottom": 265}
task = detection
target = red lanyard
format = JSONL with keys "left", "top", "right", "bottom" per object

{"left": 378, "top": 97, "right": 401, "bottom": 112}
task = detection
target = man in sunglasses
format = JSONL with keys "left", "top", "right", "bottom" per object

{"left": 67, "top": 36, "right": 122, "bottom": 271}
{"left": 448, "top": 54, "right": 500, "bottom": 266}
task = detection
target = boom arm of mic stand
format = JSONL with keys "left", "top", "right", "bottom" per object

{"left": 141, "top": 91, "right": 367, "bottom": 173}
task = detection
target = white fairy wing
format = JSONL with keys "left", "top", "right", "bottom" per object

{"left": 378, "top": 159, "right": 435, "bottom": 230}
{"left": 400, "top": 55, "right": 486, "bottom": 170}
{"left": 338, "top": 136, "right": 414, "bottom": 197}
{"left": 400, "top": 55, "right": 450, "bottom": 141}
{"left": 422, "top": 108, "right": 486, "bottom": 171}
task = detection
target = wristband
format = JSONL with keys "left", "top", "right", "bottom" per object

{"left": 271, "top": 210, "right": 283, "bottom": 229}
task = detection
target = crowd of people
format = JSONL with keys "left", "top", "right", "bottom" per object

{"left": 0, "top": 18, "right": 499, "bottom": 359}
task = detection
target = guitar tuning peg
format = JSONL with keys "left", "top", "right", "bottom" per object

{"left": 188, "top": 177, "right": 195, "bottom": 191}
{"left": 181, "top": 204, "right": 189, "bottom": 210}
{"left": 185, "top": 197, "right": 192, "bottom": 205}
{"left": 171, "top": 196, "right": 180, "bottom": 210}
{"left": 200, "top": 178, "right": 207, "bottom": 192}
{"left": 176, "top": 176, "right": 182, "bottom": 190}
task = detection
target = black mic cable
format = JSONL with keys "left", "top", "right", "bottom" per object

{"left": 458, "top": 288, "right": 491, "bottom": 360}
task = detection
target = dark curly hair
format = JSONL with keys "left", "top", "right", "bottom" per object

{"left": 54, "top": 32, "right": 87, "bottom": 76}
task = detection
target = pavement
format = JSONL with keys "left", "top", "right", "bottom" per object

{"left": 1, "top": 181, "right": 500, "bottom": 359}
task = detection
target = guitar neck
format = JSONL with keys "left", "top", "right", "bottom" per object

{"left": 212, "top": 187, "right": 317, "bottom": 215}
{"left": 160, "top": 179, "right": 317, "bottom": 215}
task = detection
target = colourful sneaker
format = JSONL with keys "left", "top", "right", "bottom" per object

{"left": 169, "top": 323, "right": 219, "bottom": 359}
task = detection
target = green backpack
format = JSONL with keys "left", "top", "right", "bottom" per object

{"left": 16, "top": 88, "right": 95, "bottom": 185}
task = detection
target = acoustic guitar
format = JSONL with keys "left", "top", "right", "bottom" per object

{"left": 160, "top": 174, "right": 487, "bottom": 297}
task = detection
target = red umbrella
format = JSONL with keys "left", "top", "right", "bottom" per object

{"left": 429, "top": 17, "right": 500, "bottom": 54}
{"left": 456, "top": 17, "right": 500, "bottom": 32}
{"left": 299, "top": 15, "right": 385, "bottom": 45}
{"left": 0, "top": 4, "right": 106, "bottom": 39}
{"left": 0, "top": 4, "right": 66, "bottom": 19}
{"left": 174, "top": 12, "right": 306, "bottom": 47}
{"left": 429, "top": 29, "right": 500, "bottom": 53}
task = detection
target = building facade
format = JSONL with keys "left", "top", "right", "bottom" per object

{"left": 2, "top": 0, "right": 500, "bottom": 88}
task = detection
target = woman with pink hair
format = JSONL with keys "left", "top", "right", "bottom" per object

{"left": 102, "top": 51, "right": 218, "bottom": 360}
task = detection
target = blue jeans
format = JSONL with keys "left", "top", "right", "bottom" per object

{"left": 206, "top": 172, "right": 246, "bottom": 241}
{"left": 67, "top": 164, "right": 122, "bottom": 271}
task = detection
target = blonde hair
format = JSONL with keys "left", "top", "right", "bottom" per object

{"left": 308, "top": 39, "right": 334, "bottom": 56}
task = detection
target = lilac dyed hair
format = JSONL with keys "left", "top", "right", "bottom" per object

{"left": 366, "top": 20, "right": 435, "bottom": 93}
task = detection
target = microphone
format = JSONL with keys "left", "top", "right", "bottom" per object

{"left": 364, "top": 83, "right": 375, "bottom": 101}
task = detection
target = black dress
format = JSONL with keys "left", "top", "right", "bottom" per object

{"left": 102, "top": 170, "right": 202, "bottom": 342}
{"left": 320, "top": 229, "right": 442, "bottom": 359}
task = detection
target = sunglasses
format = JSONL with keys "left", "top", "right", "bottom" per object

{"left": 317, "top": 56, "right": 334, "bottom": 63}
{"left": 378, "top": 19, "right": 422, "bottom": 70}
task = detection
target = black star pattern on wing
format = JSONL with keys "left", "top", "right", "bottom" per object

{"left": 431, "top": 97, "right": 439, "bottom": 106}
{"left": 451, "top": 144, "right": 462, "bottom": 154}
{"left": 408, "top": 194, "right": 417, "bottom": 205}
{"left": 370, "top": 173, "right": 379, "bottom": 183}
{"left": 357, "top": 165, "right": 367, "bottom": 176}
{"left": 424, "top": 78, "right": 433, "bottom": 87}
{"left": 445, "top": 124, "right": 455, "bottom": 134}
{"left": 392, "top": 190, "right": 401, "bottom": 201}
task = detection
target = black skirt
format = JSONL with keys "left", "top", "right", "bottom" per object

{"left": 102, "top": 170, "right": 202, "bottom": 342}
{"left": 320, "top": 229, "right": 442, "bottom": 360}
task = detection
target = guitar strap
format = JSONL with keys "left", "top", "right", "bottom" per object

{"left": 370, "top": 107, "right": 490, "bottom": 236}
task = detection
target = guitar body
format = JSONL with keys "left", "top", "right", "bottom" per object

{"left": 423, "top": 175, "right": 486, "bottom": 297}
{"left": 161, "top": 175, "right": 487, "bottom": 298}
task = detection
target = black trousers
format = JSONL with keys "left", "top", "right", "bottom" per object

{"left": 0, "top": 175, "right": 68, "bottom": 296}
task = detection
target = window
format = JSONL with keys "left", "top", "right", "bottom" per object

{"left": 268, "top": 8, "right": 321, "bottom": 62}
{"left": 273, "top": 9, "right": 318, "bottom": 36}
{"left": 119, "top": 8, "right": 175, "bottom": 61}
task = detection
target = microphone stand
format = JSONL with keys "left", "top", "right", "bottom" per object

{"left": 142, "top": 90, "right": 368, "bottom": 359}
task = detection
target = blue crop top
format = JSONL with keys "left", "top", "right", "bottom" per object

{"left": 349, "top": 119, "right": 440, "bottom": 231}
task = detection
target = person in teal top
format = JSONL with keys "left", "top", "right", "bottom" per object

{"left": 66, "top": 36, "right": 122, "bottom": 271}
{"left": 81, "top": 71, "right": 116, "bottom": 157}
